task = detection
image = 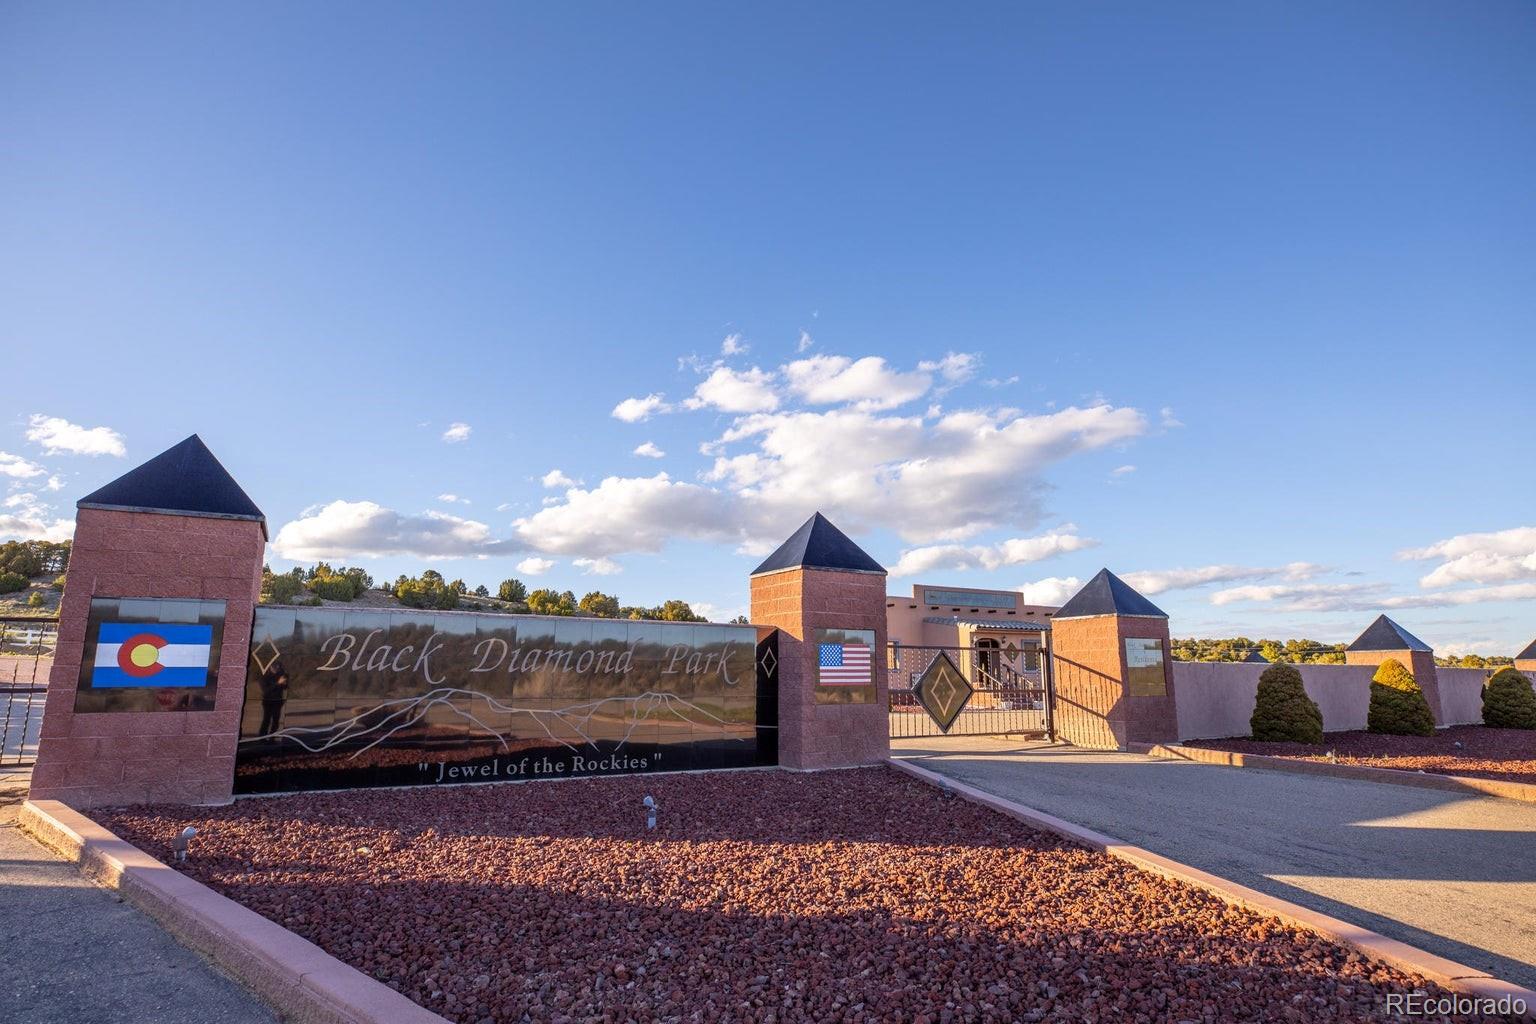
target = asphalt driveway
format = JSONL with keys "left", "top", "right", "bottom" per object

{"left": 893, "top": 736, "right": 1536, "bottom": 989}
{"left": 0, "top": 770, "right": 277, "bottom": 1024}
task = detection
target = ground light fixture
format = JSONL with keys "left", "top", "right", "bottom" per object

{"left": 643, "top": 795, "right": 657, "bottom": 831}
{"left": 172, "top": 826, "right": 196, "bottom": 862}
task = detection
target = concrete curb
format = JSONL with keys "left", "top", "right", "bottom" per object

{"left": 1134, "top": 742, "right": 1536, "bottom": 804}
{"left": 18, "top": 799, "right": 447, "bottom": 1024}
{"left": 888, "top": 757, "right": 1536, "bottom": 1017}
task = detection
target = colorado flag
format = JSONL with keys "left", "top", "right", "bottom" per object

{"left": 93, "top": 623, "right": 214, "bottom": 688}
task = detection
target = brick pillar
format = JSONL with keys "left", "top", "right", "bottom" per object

{"left": 1343, "top": 648, "right": 1444, "bottom": 725}
{"left": 750, "top": 567, "right": 890, "bottom": 769}
{"left": 1344, "top": 614, "right": 1444, "bottom": 726}
{"left": 30, "top": 436, "right": 265, "bottom": 808}
{"left": 1048, "top": 569, "right": 1178, "bottom": 750}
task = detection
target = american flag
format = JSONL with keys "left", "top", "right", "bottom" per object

{"left": 818, "top": 641, "right": 871, "bottom": 685}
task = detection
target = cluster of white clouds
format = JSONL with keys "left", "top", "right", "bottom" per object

{"left": 0, "top": 414, "right": 129, "bottom": 544}
{"left": 274, "top": 342, "right": 1150, "bottom": 577}
{"left": 889, "top": 527, "right": 1097, "bottom": 578}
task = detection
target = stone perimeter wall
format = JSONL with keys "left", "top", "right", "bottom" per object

{"left": 1172, "top": 661, "right": 1490, "bottom": 741}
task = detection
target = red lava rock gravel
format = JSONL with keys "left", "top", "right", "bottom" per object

{"left": 1193, "top": 725, "right": 1536, "bottom": 784}
{"left": 100, "top": 767, "right": 1494, "bottom": 1023}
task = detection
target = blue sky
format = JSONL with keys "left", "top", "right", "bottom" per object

{"left": 3, "top": 3, "right": 1533, "bottom": 652}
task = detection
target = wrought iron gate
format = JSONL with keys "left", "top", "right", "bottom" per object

{"left": 1, "top": 617, "right": 56, "bottom": 767}
{"left": 888, "top": 643, "right": 1053, "bottom": 739}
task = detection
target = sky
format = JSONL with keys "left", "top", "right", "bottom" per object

{"left": 3, "top": 3, "right": 1534, "bottom": 653}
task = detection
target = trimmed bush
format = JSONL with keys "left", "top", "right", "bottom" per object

{"left": 1249, "top": 662, "right": 1324, "bottom": 743}
{"left": 1483, "top": 667, "right": 1536, "bottom": 730}
{"left": 1366, "top": 658, "right": 1435, "bottom": 736}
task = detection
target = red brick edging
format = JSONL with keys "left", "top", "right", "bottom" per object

{"left": 1134, "top": 742, "right": 1536, "bottom": 805}
{"left": 18, "top": 799, "right": 447, "bottom": 1024}
{"left": 887, "top": 757, "right": 1536, "bottom": 1016}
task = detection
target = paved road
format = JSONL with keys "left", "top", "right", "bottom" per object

{"left": 893, "top": 736, "right": 1536, "bottom": 989}
{"left": 0, "top": 770, "right": 277, "bottom": 1024}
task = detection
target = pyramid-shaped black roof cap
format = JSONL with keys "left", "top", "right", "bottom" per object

{"left": 750, "top": 512, "right": 885, "bottom": 576}
{"left": 78, "top": 434, "right": 266, "bottom": 536}
{"left": 1053, "top": 569, "right": 1167, "bottom": 619}
{"left": 1346, "top": 614, "right": 1431, "bottom": 653}
{"left": 1518, "top": 638, "right": 1536, "bottom": 661}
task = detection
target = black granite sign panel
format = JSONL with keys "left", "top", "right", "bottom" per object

{"left": 234, "top": 607, "right": 778, "bottom": 793}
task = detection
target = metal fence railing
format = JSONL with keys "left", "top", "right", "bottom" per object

{"left": 888, "top": 642, "right": 1053, "bottom": 739}
{"left": 1, "top": 617, "right": 57, "bottom": 767}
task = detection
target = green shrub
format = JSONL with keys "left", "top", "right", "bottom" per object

{"left": 26, "top": 591, "right": 45, "bottom": 608}
{"left": 1249, "top": 662, "right": 1323, "bottom": 743}
{"left": 1483, "top": 667, "right": 1536, "bottom": 730}
{"left": 264, "top": 574, "right": 303, "bottom": 605}
{"left": 1367, "top": 658, "right": 1435, "bottom": 736}
{"left": 308, "top": 575, "right": 359, "bottom": 602}
{"left": 0, "top": 572, "right": 27, "bottom": 595}
{"left": 50, "top": 574, "right": 67, "bottom": 591}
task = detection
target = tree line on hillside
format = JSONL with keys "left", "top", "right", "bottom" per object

{"left": 1173, "top": 635, "right": 1515, "bottom": 668}
{"left": 259, "top": 563, "right": 727, "bottom": 622}
{"left": 1171, "top": 637, "right": 1347, "bottom": 664}
{"left": 0, "top": 540, "right": 71, "bottom": 598}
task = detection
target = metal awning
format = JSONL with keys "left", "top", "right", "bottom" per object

{"left": 922, "top": 616, "right": 1050, "bottom": 632}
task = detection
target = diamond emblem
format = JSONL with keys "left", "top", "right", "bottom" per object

{"left": 250, "top": 638, "right": 282, "bottom": 675}
{"left": 914, "top": 652, "right": 973, "bottom": 733}
{"left": 758, "top": 646, "right": 777, "bottom": 677}
{"left": 1003, "top": 641, "right": 1019, "bottom": 659}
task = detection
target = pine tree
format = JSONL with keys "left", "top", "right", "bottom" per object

{"left": 1366, "top": 658, "right": 1435, "bottom": 736}
{"left": 1249, "top": 662, "right": 1324, "bottom": 743}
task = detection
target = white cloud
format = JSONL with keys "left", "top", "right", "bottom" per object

{"left": 1123, "top": 562, "right": 1325, "bottom": 596}
{"left": 684, "top": 366, "right": 779, "bottom": 413}
{"left": 517, "top": 557, "right": 555, "bottom": 575}
{"left": 783, "top": 354, "right": 933, "bottom": 411}
{"left": 1382, "top": 583, "right": 1536, "bottom": 609}
{"left": 441, "top": 422, "right": 472, "bottom": 443}
{"left": 611, "top": 393, "right": 671, "bottom": 422}
{"left": 633, "top": 442, "right": 665, "bottom": 459}
{"left": 44, "top": 475, "right": 63, "bottom": 491}
{"left": 917, "top": 351, "right": 979, "bottom": 385}
{"left": 1209, "top": 582, "right": 1382, "bottom": 612}
{"left": 983, "top": 376, "right": 1019, "bottom": 389}
{"left": 796, "top": 330, "right": 814, "bottom": 353}
{"left": 707, "top": 402, "right": 1146, "bottom": 544}
{"left": 1399, "top": 526, "right": 1536, "bottom": 588}
{"left": 1159, "top": 407, "right": 1184, "bottom": 429}
{"left": 0, "top": 491, "right": 73, "bottom": 542}
{"left": 271, "top": 500, "right": 512, "bottom": 560}
{"left": 0, "top": 512, "right": 73, "bottom": 543}
{"left": 26, "top": 414, "right": 126, "bottom": 457}
{"left": 541, "top": 469, "right": 578, "bottom": 489}
{"left": 514, "top": 472, "right": 743, "bottom": 557}
{"left": 574, "top": 556, "right": 622, "bottom": 576}
{"left": 1018, "top": 576, "right": 1084, "bottom": 607}
{"left": 0, "top": 452, "right": 45, "bottom": 479}
{"left": 889, "top": 527, "right": 1097, "bottom": 577}
{"left": 436, "top": 493, "right": 469, "bottom": 504}
{"left": 720, "top": 333, "right": 747, "bottom": 356}
{"left": 1111, "top": 465, "right": 1136, "bottom": 477}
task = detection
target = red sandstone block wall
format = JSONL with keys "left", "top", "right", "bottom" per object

{"left": 31, "top": 508, "right": 263, "bottom": 808}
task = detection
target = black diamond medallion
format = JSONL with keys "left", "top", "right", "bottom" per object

{"left": 914, "top": 652, "right": 973, "bottom": 733}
